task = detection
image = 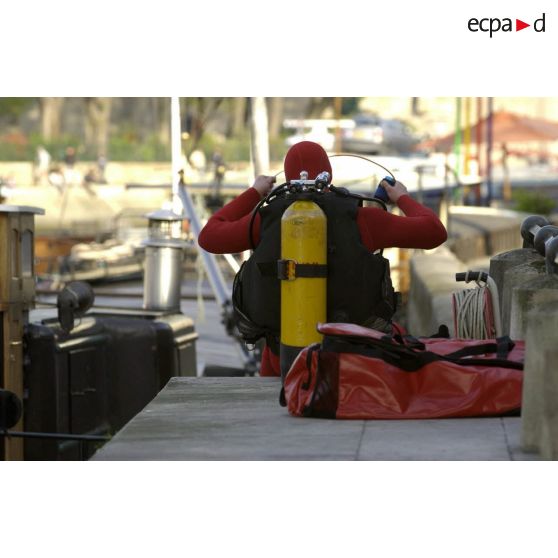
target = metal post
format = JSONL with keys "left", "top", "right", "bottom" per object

{"left": 250, "top": 97, "right": 270, "bottom": 178}
{"left": 171, "top": 97, "right": 182, "bottom": 213}
{"left": 464, "top": 97, "right": 471, "bottom": 175}
{"left": 334, "top": 97, "right": 343, "bottom": 153}
{"left": 0, "top": 205, "right": 44, "bottom": 460}
{"left": 169, "top": 98, "right": 258, "bottom": 373}
{"left": 486, "top": 97, "right": 494, "bottom": 206}
{"left": 453, "top": 97, "right": 462, "bottom": 179}
{"left": 416, "top": 165, "right": 424, "bottom": 205}
{"left": 177, "top": 183, "right": 230, "bottom": 308}
{"left": 177, "top": 180, "right": 258, "bottom": 373}
{"left": 475, "top": 97, "right": 483, "bottom": 205}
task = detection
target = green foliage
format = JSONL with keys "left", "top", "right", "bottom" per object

{"left": 0, "top": 127, "right": 294, "bottom": 164}
{"left": 185, "top": 131, "right": 288, "bottom": 163}
{"left": 0, "top": 131, "right": 173, "bottom": 162}
{"left": 0, "top": 131, "right": 85, "bottom": 162}
{"left": 109, "top": 133, "right": 171, "bottom": 162}
{"left": 513, "top": 189, "right": 556, "bottom": 216}
{"left": 185, "top": 134, "right": 218, "bottom": 161}
{"left": 28, "top": 133, "right": 83, "bottom": 160}
{"left": 0, "top": 136, "right": 28, "bottom": 160}
{"left": 0, "top": 98, "right": 36, "bottom": 123}
{"left": 270, "top": 135, "right": 288, "bottom": 161}
{"left": 223, "top": 136, "right": 250, "bottom": 161}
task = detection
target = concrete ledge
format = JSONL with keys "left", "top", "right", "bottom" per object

{"left": 92, "top": 377, "right": 536, "bottom": 461}
{"left": 448, "top": 207, "right": 525, "bottom": 262}
{"left": 408, "top": 246, "right": 474, "bottom": 337}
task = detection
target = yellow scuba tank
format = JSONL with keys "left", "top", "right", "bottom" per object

{"left": 279, "top": 197, "right": 327, "bottom": 379}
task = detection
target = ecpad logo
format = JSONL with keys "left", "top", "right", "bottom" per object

{"left": 468, "top": 13, "right": 546, "bottom": 37}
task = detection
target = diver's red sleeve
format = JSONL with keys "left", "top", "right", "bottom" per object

{"left": 356, "top": 194, "right": 447, "bottom": 251}
{"left": 198, "top": 188, "right": 262, "bottom": 254}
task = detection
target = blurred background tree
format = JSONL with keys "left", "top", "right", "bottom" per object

{"left": 39, "top": 98, "right": 64, "bottom": 140}
{"left": 0, "top": 98, "right": 35, "bottom": 124}
{"left": 0, "top": 96, "right": 398, "bottom": 163}
{"left": 84, "top": 98, "right": 112, "bottom": 159}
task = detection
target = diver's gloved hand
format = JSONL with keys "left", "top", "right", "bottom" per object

{"left": 381, "top": 179, "right": 408, "bottom": 204}
{"left": 252, "top": 175, "right": 276, "bottom": 198}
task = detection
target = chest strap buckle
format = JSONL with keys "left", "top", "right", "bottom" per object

{"left": 277, "top": 259, "right": 328, "bottom": 280}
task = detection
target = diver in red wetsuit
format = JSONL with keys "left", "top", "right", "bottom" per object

{"left": 198, "top": 141, "right": 447, "bottom": 376}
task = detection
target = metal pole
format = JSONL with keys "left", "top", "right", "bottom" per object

{"left": 464, "top": 97, "right": 471, "bottom": 175}
{"left": 476, "top": 97, "right": 483, "bottom": 177}
{"left": 170, "top": 97, "right": 230, "bottom": 307}
{"left": 177, "top": 181, "right": 257, "bottom": 372}
{"left": 171, "top": 97, "right": 182, "bottom": 212}
{"left": 486, "top": 97, "right": 494, "bottom": 206}
{"left": 334, "top": 97, "right": 343, "bottom": 153}
{"left": 416, "top": 165, "right": 424, "bottom": 205}
{"left": 475, "top": 97, "right": 483, "bottom": 205}
{"left": 177, "top": 182, "right": 230, "bottom": 308}
{"left": 170, "top": 99, "right": 257, "bottom": 371}
{"left": 250, "top": 97, "right": 270, "bottom": 177}
{"left": 453, "top": 97, "right": 462, "bottom": 179}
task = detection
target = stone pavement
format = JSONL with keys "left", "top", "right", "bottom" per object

{"left": 93, "top": 377, "right": 538, "bottom": 461}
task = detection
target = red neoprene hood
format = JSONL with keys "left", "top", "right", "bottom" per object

{"left": 283, "top": 141, "right": 333, "bottom": 182}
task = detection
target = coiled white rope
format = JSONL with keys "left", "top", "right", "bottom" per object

{"left": 453, "top": 271, "right": 502, "bottom": 339}
{"left": 453, "top": 286, "right": 491, "bottom": 339}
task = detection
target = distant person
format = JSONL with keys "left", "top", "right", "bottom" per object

{"left": 64, "top": 146, "right": 76, "bottom": 167}
{"left": 64, "top": 146, "right": 77, "bottom": 185}
{"left": 198, "top": 141, "right": 448, "bottom": 377}
{"left": 82, "top": 167, "right": 98, "bottom": 196}
{"left": 211, "top": 150, "right": 226, "bottom": 197}
{"left": 97, "top": 153, "right": 107, "bottom": 183}
{"left": 34, "top": 145, "right": 51, "bottom": 186}
{"left": 48, "top": 165, "right": 65, "bottom": 194}
{"left": 189, "top": 149, "right": 207, "bottom": 172}
{"left": 0, "top": 175, "right": 16, "bottom": 202}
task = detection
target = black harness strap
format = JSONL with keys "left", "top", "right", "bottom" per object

{"left": 443, "top": 337, "right": 515, "bottom": 360}
{"left": 322, "top": 333, "right": 523, "bottom": 372}
{"left": 277, "top": 260, "right": 328, "bottom": 280}
{"left": 257, "top": 261, "right": 328, "bottom": 279}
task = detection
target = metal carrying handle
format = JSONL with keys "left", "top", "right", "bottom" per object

{"left": 455, "top": 271, "right": 488, "bottom": 283}
{"left": 273, "top": 153, "right": 396, "bottom": 182}
{"left": 329, "top": 153, "right": 396, "bottom": 181}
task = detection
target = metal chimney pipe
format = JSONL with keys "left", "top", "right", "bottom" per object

{"left": 142, "top": 209, "right": 188, "bottom": 312}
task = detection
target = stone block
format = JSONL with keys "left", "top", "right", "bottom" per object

{"left": 521, "top": 300, "right": 558, "bottom": 455}
{"left": 509, "top": 274, "right": 558, "bottom": 339}
{"left": 500, "top": 258, "right": 546, "bottom": 335}
{"left": 489, "top": 248, "right": 541, "bottom": 310}
{"left": 540, "top": 348, "right": 558, "bottom": 460}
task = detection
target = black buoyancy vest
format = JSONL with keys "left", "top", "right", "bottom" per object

{"left": 232, "top": 191, "right": 397, "bottom": 354}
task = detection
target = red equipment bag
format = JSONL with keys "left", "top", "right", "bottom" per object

{"left": 283, "top": 323, "right": 524, "bottom": 419}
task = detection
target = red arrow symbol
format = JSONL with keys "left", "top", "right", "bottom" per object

{"left": 516, "top": 19, "right": 530, "bottom": 31}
